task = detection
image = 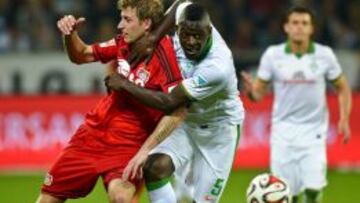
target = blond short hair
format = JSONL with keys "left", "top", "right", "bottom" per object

{"left": 118, "top": 0, "right": 164, "bottom": 29}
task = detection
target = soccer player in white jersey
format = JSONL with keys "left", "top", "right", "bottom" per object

{"left": 106, "top": 2, "right": 245, "bottom": 203}
{"left": 241, "top": 6, "right": 352, "bottom": 203}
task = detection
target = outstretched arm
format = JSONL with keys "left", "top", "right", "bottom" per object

{"left": 332, "top": 75, "right": 352, "bottom": 143}
{"left": 57, "top": 15, "right": 95, "bottom": 64}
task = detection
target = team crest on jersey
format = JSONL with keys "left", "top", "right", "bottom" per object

{"left": 310, "top": 60, "right": 318, "bottom": 72}
{"left": 117, "top": 59, "right": 130, "bottom": 77}
{"left": 44, "top": 173, "right": 53, "bottom": 186}
{"left": 136, "top": 68, "right": 150, "bottom": 84}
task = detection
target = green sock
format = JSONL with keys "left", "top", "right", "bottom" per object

{"left": 145, "top": 177, "right": 172, "bottom": 191}
{"left": 304, "top": 189, "right": 322, "bottom": 203}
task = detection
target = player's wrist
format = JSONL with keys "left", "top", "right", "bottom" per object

{"left": 247, "top": 91, "right": 257, "bottom": 101}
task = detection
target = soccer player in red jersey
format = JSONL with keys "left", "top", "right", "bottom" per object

{"left": 35, "top": 0, "right": 182, "bottom": 203}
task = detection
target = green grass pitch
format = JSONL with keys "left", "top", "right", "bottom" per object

{"left": 0, "top": 170, "right": 359, "bottom": 202}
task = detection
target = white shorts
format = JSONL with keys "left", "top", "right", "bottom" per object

{"left": 270, "top": 143, "right": 327, "bottom": 195}
{"left": 150, "top": 122, "right": 241, "bottom": 203}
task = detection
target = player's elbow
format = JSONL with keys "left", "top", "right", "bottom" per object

{"left": 159, "top": 99, "right": 179, "bottom": 115}
{"left": 67, "top": 54, "right": 82, "bottom": 64}
{"left": 68, "top": 56, "right": 89, "bottom": 65}
{"left": 160, "top": 103, "right": 178, "bottom": 115}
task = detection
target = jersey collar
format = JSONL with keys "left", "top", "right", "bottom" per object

{"left": 195, "top": 36, "right": 213, "bottom": 62}
{"left": 285, "top": 41, "right": 315, "bottom": 58}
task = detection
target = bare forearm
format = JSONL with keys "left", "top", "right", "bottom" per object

{"left": 151, "top": 0, "right": 182, "bottom": 42}
{"left": 120, "top": 80, "right": 180, "bottom": 113}
{"left": 139, "top": 106, "right": 187, "bottom": 152}
{"left": 63, "top": 31, "right": 93, "bottom": 64}
{"left": 338, "top": 84, "right": 352, "bottom": 122}
{"left": 333, "top": 76, "right": 352, "bottom": 121}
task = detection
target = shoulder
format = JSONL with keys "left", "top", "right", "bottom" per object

{"left": 153, "top": 35, "right": 177, "bottom": 64}
{"left": 150, "top": 36, "right": 181, "bottom": 81}
{"left": 263, "top": 43, "right": 286, "bottom": 57}
{"left": 114, "top": 35, "right": 126, "bottom": 46}
{"left": 157, "top": 35, "right": 175, "bottom": 51}
{"left": 313, "top": 42, "right": 335, "bottom": 57}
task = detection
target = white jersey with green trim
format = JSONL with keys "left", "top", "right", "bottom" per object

{"left": 258, "top": 42, "right": 342, "bottom": 146}
{"left": 172, "top": 3, "right": 244, "bottom": 125}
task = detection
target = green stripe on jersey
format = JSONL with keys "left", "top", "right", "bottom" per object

{"left": 146, "top": 177, "right": 172, "bottom": 191}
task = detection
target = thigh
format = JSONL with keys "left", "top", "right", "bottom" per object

{"left": 41, "top": 147, "right": 99, "bottom": 199}
{"left": 191, "top": 124, "right": 239, "bottom": 203}
{"left": 271, "top": 144, "right": 302, "bottom": 195}
{"left": 300, "top": 145, "right": 327, "bottom": 190}
{"left": 150, "top": 123, "right": 194, "bottom": 171}
{"left": 173, "top": 160, "right": 194, "bottom": 201}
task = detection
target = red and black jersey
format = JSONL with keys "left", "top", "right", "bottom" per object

{"left": 82, "top": 35, "right": 182, "bottom": 148}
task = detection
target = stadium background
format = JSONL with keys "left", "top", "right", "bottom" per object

{"left": 0, "top": 0, "right": 359, "bottom": 202}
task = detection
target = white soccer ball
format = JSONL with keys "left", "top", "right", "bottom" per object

{"left": 246, "top": 173, "right": 291, "bottom": 203}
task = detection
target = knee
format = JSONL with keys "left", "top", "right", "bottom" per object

{"left": 108, "top": 179, "right": 134, "bottom": 203}
{"left": 36, "top": 193, "right": 64, "bottom": 203}
{"left": 109, "top": 193, "right": 131, "bottom": 203}
{"left": 143, "top": 153, "right": 175, "bottom": 182}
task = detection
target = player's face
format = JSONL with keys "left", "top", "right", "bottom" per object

{"left": 284, "top": 12, "right": 314, "bottom": 44}
{"left": 117, "top": 7, "right": 150, "bottom": 43}
{"left": 177, "top": 21, "right": 211, "bottom": 60}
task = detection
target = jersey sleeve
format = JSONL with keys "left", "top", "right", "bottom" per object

{"left": 152, "top": 37, "right": 183, "bottom": 93}
{"left": 181, "top": 60, "right": 228, "bottom": 101}
{"left": 175, "top": 1, "right": 192, "bottom": 25}
{"left": 257, "top": 47, "right": 274, "bottom": 81}
{"left": 325, "top": 48, "right": 342, "bottom": 81}
{"left": 92, "top": 38, "right": 118, "bottom": 63}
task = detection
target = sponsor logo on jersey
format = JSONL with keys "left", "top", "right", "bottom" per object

{"left": 44, "top": 173, "right": 53, "bottom": 186}
{"left": 293, "top": 71, "right": 306, "bottom": 80}
{"left": 117, "top": 59, "right": 130, "bottom": 77}
{"left": 282, "top": 71, "right": 316, "bottom": 84}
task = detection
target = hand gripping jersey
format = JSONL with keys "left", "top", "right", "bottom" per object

{"left": 83, "top": 35, "right": 182, "bottom": 148}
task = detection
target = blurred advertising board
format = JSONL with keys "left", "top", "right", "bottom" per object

{"left": 0, "top": 94, "right": 359, "bottom": 170}
{"left": 0, "top": 52, "right": 359, "bottom": 94}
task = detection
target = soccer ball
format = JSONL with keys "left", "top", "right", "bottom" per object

{"left": 246, "top": 173, "right": 291, "bottom": 203}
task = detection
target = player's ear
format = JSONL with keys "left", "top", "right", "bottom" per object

{"left": 207, "top": 26, "right": 212, "bottom": 35}
{"left": 142, "top": 18, "right": 152, "bottom": 31}
{"left": 283, "top": 23, "right": 289, "bottom": 34}
{"left": 310, "top": 24, "right": 315, "bottom": 36}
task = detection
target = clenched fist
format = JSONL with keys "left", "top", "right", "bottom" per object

{"left": 57, "top": 15, "right": 85, "bottom": 35}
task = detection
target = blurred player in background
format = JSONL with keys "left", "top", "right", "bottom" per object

{"left": 106, "top": 2, "right": 245, "bottom": 203}
{"left": 35, "top": 0, "right": 183, "bottom": 202}
{"left": 241, "top": 6, "right": 352, "bottom": 203}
